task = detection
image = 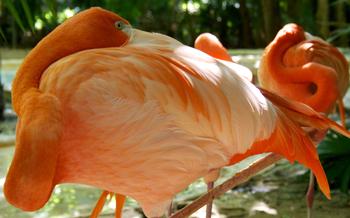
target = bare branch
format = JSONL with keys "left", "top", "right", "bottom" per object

{"left": 170, "top": 153, "right": 283, "bottom": 218}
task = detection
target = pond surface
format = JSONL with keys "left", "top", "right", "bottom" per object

{"left": 1, "top": 49, "right": 350, "bottom": 218}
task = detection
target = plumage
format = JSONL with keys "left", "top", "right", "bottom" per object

{"left": 194, "top": 33, "right": 233, "bottom": 62}
{"left": 5, "top": 9, "right": 350, "bottom": 218}
{"left": 258, "top": 23, "right": 350, "bottom": 216}
{"left": 194, "top": 32, "right": 253, "bottom": 82}
{"left": 40, "top": 32, "right": 277, "bottom": 216}
{"left": 259, "top": 23, "right": 349, "bottom": 114}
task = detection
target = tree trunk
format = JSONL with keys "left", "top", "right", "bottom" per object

{"left": 335, "top": 1, "right": 348, "bottom": 46}
{"left": 287, "top": 0, "right": 298, "bottom": 21}
{"left": 316, "top": 0, "right": 329, "bottom": 38}
{"left": 261, "top": 0, "right": 282, "bottom": 45}
{"left": 253, "top": 1, "right": 265, "bottom": 48}
{"left": 239, "top": 0, "right": 254, "bottom": 48}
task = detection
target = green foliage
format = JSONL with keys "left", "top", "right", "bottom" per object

{"left": 318, "top": 119, "right": 350, "bottom": 193}
{"left": 19, "top": 0, "right": 35, "bottom": 33}
{"left": 2, "top": 0, "right": 350, "bottom": 48}
{"left": 0, "top": 27, "right": 6, "bottom": 43}
{"left": 3, "top": 0, "right": 26, "bottom": 32}
{"left": 328, "top": 26, "right": 350, "bottom": 43}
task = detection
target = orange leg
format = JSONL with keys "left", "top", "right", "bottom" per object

{"left": 90, "top": 191, "right": 110, "bottom": 218}
{"left": 115, "top": 193, "right": 126, "bottom": 218}
{"left": 306, "top": 172, "right": 315, "bottom": 218}
{"left": 206, "top": 182, "right": 214, "bottom": 218}
{"left": 167, "top": 200, "right": 173, "bottom": 217}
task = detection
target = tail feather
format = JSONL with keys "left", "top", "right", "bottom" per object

{"left": 230, "top": 108, "right": 330, "bottom": 199}
{"left": 230, "top": 88, "right": 350, "bottom": 199}
{"left": 259, "top": 88, "right": 350, "bottom": 137}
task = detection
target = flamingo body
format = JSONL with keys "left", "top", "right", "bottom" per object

{"left": 39, "top": 31, "right": 277, "bottom": 216}
{"left": 6, "top": 10, "right": 349, "bottom": 218}
{"left": 258, "top": 23, "right": 350, "bottom": 217}
{"left": 259, "top": 23, "right": 349, "bottom": 113}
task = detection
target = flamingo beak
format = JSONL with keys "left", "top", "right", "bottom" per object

{"left": 122, "top": 24, "right": 134, "bottom": 45}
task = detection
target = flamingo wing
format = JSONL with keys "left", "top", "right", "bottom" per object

{"left": 6, "top": 24, "right": 349, "bottom": 218}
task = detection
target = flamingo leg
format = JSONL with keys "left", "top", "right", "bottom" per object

{"left": 304, "top": 129, "right": 327, "bottom": 218}
{"left": 90, "top": 190, "right": 110, "bottom": 218}
{"left": 115, "top": 193, "right": 126, "bottom": 218}
{"left": 206, "top": 182, "right": 214, "bottom": 218}
{"left": 306, "top": 172, "right": 315, "bottom": 218}
{"left": 167, "top": 200, "right": 173, "bottom": 217}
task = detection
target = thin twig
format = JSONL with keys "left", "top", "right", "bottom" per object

{"left": 170, "top": 153, "right": 283, "bottom": 218}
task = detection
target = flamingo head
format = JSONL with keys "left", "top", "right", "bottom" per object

{"left": 259, "top": 23, "right": 349, "bottom": 113}
{"left": 12, "top": 7, "right": 133, "bottom": 113}
{"left": 48, "top": 7, "right": 133, "bottom": 50}
{"left": 194, "top": 33, "right": 233, "bottom": 62}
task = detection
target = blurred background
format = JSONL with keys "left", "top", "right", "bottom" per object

{"left": 1, "top": 0, "right": 350, "bottom": 218}
{"left": 1, "top": 0, "right": 350, "bottom": 48}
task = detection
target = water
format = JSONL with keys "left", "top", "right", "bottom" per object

{"left": 0, "top": 59, "right": 22, "bottom": 91}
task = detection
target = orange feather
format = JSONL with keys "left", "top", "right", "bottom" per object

{"left": 258, "top": 23, "right": 349, "bottom": 114}
{"left": 5, "top": 10, "right": 350, "bottom": 218}
{"left": 194, "top": 33, "right": 233, "bottom": 62}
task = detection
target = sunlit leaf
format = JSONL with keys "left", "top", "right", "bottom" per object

{"left": 19, "top": 0, "right": 35, "bottom": 33}
{"left": 3, "top": 0, "right": 26, "bottom": 32}
{"left": 44, "top": 0, "right": 57, "bottom": 19}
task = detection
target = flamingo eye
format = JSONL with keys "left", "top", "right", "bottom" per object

{"left": 115, "top": 21, "right": 125, "bottom": 30}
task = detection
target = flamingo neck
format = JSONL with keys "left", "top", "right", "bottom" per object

{"left": 266, "top": 25, "right": 306, "bottom": 77}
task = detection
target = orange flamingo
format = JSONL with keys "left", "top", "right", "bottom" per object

{"left": 258, "top": 23, "right": 349, "bottom": 217}
{"left": 7, "top": 7, "right": 131, "bottom": 218}
{"left": 259, "top": 23, "right": 349, "bottom": 121}
{"left": 194, "top": 32, "right": 245, "bottom": 218}
{"left": 5, "top": 9, "right": 350, "bottom": 218}
{"left": 194, "top": 33, "right": 233, "bottom": 62}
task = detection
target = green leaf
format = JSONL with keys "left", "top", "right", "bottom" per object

{"left": 319, "top": 124, "right": 350, "bottom": 193}
{"left": 323, "top": 159, "right": 348, "bottom": 181}
{"left": 44, "top": 0, "right": 57, "bottom": 19}
{"left": 340, "top": 163, "right": 350, "bottom": 193}
{"left": 0, "top": 27, "right": 7, "bottom": 44}
{"left": 327, "top": 25, "right": 350, "bottom": 43}
{"left": 20, "top": 0, "right": 35, "bottom": 33}
{"left": 318, "top": 131, "right": 350, "bottom": 159}
{"left": 3, "top": 0, "right": 26, "bottom": 32}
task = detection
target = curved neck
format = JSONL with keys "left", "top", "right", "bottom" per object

{"left": 266, "top": 25, "right": 306, "bottom": 83}
{"left": 12, "top": 34, "right": 76, "bottom": 113}
{"left": 11, "top": 8, "right": 129, "bottom": 114}
{"left": 264, "top": 25, "right": 340, "bottom": 113}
